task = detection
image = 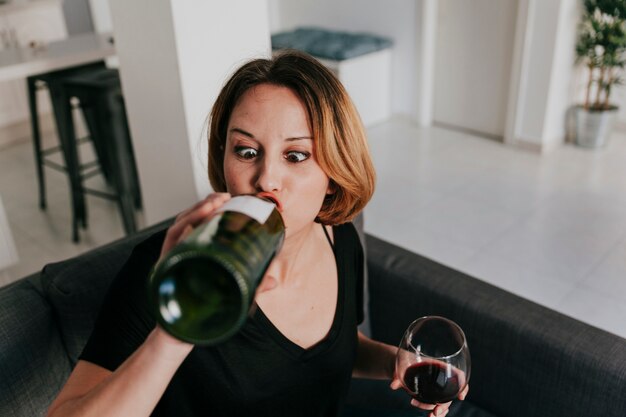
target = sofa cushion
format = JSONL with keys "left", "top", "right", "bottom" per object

{"left": 272, "top": 27, "right": 393, "bottom": 60}
{"left": 0, "top": 278, "right": 71, "bottom": 417}
{"left": 41, "top": 220, "right": 171, "bottom": 364}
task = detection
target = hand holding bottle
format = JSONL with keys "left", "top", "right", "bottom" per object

{"left": 150, "top": 194, "right": 285, "bottom": 346}
{"left": 159, "top": 193, "right": 233, "bottom": 260}
{"left": 159, "top": 193, "right": 279, "bottom": 294}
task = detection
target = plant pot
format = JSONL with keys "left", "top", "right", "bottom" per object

{"left": 574, "top": 105, "right": 618, "bottom": 148}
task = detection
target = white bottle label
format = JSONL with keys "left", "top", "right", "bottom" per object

{"left": 215, "top": 195, "right": 275, "bottom": 224}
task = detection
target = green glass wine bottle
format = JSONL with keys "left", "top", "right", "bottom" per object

{"left": 149, "top": 195, "right": 285, "bottom": 345}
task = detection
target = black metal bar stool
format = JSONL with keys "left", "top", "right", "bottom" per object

{"left": 26, "top": 62, "right": 108, "bottom": 212}
{"left": 58, "top": 68, "right": 142, "bottom": 242}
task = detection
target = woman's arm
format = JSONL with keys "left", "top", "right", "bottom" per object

{"left": 48, "top": 194, "right": 234, "bottom": 417}
{"left": 47, "top": 328, "right": 192, "bottom": 417}
{"left": 354, "top": 331, "right": 469, "bottom": 417}
{"left": 352, "top": 331, "right": 396, "bottom": 379}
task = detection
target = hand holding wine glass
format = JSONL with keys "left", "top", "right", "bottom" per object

{"left": 391, "top": 316, "right": 471, "bottom": 417}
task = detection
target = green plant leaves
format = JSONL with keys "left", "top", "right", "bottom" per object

{"left": 577, "top": 0, "right": 626, "bottom": 109}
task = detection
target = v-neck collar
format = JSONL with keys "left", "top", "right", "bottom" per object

{"left": 252, "top": 224, "right": 344, "bottom": 359}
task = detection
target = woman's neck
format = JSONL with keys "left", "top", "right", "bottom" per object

{"left": 266, "top": 223, "right": 326, "bottom": 286}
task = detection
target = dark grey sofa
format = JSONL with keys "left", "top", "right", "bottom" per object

{"left": 1, "top": 221, "right": 626, "bottom": 417}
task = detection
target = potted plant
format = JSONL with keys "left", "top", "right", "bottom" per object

{"left": 574, "top": 0, "right": 626, "bottom": 148}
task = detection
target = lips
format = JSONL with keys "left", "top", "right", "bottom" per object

{"left": 256, "top": 192, "right": 283, "bottom": 212}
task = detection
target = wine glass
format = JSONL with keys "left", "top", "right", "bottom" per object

{"left": 395, "top": 316, "right": 471, "bottom": 405}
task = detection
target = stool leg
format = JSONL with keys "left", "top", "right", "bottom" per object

{"left": 49, "top": 82, "right": 86, "bottom": 242}
{"left": 118, "top": 97, "right": 142, "bottom": 209}
{"left": 81, "top": 101, "right": 113, "bottom": 185}
{"left": 27, "top": 77, "right": 47, "bottom": 210}
{"left": 66, "top": 103, "right": 89, "bottom": 231}
{"left": 106, "top": 93, "right": 137, "bottom": 235}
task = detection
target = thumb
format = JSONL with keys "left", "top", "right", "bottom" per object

{"left": 179, "top": 224, "right": 194, "bottom": 242}
{"left": 256, "top": 274, "right": 278, "bottom": 294}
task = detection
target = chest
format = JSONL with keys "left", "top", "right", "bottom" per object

{"left": 173, "top": 304, "right": 358, "bottom": 416}
{"left": 167, "top": 322, "right": 358, "bottom": 416}
{"left": 156, "top": 225, "right": 362, "bottom": 417}
{"left": 256, "top": 252, "right": 338, "bottom": 349}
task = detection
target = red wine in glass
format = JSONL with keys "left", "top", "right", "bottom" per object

{"left": 402, "top": 360, "right": 463, "bottom": 403}
{"left": 396, "top": 316, "right": 471, "bottom": 405}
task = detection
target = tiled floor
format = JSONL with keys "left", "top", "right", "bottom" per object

{"left": 0, "top": 133, "right": 141, "bottom": 283}
{"left": 364, "top": 117, "right": 626, "bottom": 339}
{"left": 1, "top": 117, "right": 625, "bottom": 339}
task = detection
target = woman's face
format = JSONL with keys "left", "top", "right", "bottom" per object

{"left": 223, "top": 83, "right": 331, "bottom": 236}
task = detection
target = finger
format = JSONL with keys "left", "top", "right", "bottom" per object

{"left": 256, "top": 275, "right": 279, "bottom": 294}
{"left": 389, "top": 379, "right": 402, "bottom": 390}
{"left": 177, "top": 193, "right": 231, "bottom": 226}
{"left": 459, "top": 384, "right": 469, "bottom": 400}
{"left": 161, "top": 193, "right": 231, "bottom": 256}
{"left": 167, "top": 194, "right": 231, "bottom": 241}
{"left": 433, "top": 409, "right": 450, "bottom": 417}
{"left": 178, "top": 224, "right": 194, "bottom": 243}
{"left": 175, "top": 193, "right": 222, "bottom": 221}
{"left": 432, "top": 402, "right": 452, "bottom": 416}
{"left": 409, "top": 399, "right": 435, "bottom": 410}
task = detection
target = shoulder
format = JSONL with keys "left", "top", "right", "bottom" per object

{"left": 105, "top": 228, "right": 166, "bottom": 297}
{"left": 79, "top": 229, "right": 166, "bottom": 370}
{"left": 118, "top": 228, "right": 167, "bottom": 275}
{"left": 332, "top": 222, "right": 363, "bottom": 257}
{"left": 131, "top": 228, "right": 167, "bottom": 259}
{"left": 333, "top": 222, "right": 360, "bottom": 243}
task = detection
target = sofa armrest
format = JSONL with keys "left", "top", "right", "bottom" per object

{"left": 363, "top": 234, "right": 626, "bottom": 417}
{"left": 0, "top": 279, "right": 72, "bottom": 417}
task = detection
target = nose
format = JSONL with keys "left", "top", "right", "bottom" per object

{"left": 254, "top": 156, "right": 281, "bottom": 192}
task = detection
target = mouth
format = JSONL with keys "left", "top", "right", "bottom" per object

{"left": 256, "top": 192, "right": 283, "bottom": 212}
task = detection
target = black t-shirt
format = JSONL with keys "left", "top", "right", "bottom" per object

{"left": 80, "top": 222, "right": 364, "bottom": 417}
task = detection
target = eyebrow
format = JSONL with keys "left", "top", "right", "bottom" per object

{"left": 229, "top": 127, "right": 313, "bottom": 142}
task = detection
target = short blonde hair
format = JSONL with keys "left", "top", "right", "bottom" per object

{"left": 208, "top": 50, "right": 375, "bottom": 225}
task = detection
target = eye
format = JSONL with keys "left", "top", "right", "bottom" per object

{"left": 285, "top": 150, "right": 310, "bottom": 163}
{"left": 234, "top": 146, "right": 258, "bottom": 160}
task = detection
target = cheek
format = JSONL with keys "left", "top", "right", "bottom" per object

{"left": 223, "top": 157, "right": 252, "bottom": 193}
{"left": 286, "top": 173, "right": 330, "bottom": 218}
{"left": 222, "top": 159, "right": 236, "bottom": 190}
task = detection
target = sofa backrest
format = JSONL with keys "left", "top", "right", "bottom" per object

{"left": 0, "top": 220, "right": 171, "bottom": 417}
{"left": 41, "top": 220, "right": 172, "bottom": 365}
{"left": 364, "top": 234, "right": 626, "bottom": 417}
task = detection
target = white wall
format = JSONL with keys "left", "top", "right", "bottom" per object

{"left": 543, "top": 0, "right": 579, "bottom": 145}
{"left": 109, "top": 0, "right": 271, "bottom": 225}
{"left": 513, "top": 0, "right": 559, "bottom": 146}
{"left": 505, "top": 0, "right": 579, "bottom": 152}
{"left": 614, "top": 84, "right": 626, "bottom": 130}
{"left": 269, "top": 0, "right": 417, "bottom": 117}
{"left": 62, "top": 0, "right": 93, "bottom": 35}
{"left": 170, "top": 1, "right": 272, "bottom": 201}
{"left": 87, "top": 0, "right": 113, "bottom": 33}
{"left": 413, "top": 0, "right": 437, "bottom": 127}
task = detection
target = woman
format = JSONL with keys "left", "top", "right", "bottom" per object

{"left": 47, "top": 51, "right": 465, "bottom": 417}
